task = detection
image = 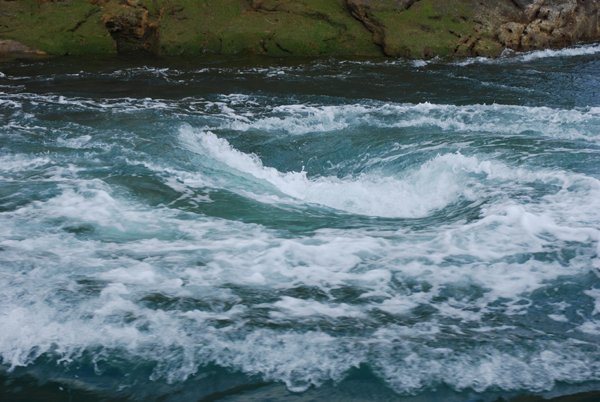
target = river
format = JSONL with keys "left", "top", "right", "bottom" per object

{"left": 2, "top": 46, "right": 600, "bottom": 402}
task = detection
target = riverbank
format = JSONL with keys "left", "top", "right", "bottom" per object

{"left": 1, "top": 0, "right": 600, "bottom": 58}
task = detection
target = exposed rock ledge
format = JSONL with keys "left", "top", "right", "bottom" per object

{"left": 1, "top": 0, "right": 600, "bottom": 58}
{"left": 0, "top": 39, "right": 45, "bottom": 54}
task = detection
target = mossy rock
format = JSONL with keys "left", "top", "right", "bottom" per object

{"left": 349, "top": 0, "right": 503, "bottom": 57}
{"left": 0, "top": 0, "right": 115, "bottom": 55}
{"left": 1, "top": 0, "right": 598, "bottom": 58}
{"left": 158, "top": 0, "right": 382, "bottom": 57}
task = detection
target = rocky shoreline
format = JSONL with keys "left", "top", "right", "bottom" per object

{"left": 1, "top": 0, "right": 600, "bottom": 59}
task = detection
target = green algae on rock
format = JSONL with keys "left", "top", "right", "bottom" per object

{"left": 347, "top": 0, "right": 504, "bottom": 57}
{"left": 0, "top": 0, "right": 115, "bottom": 55}
{"left": 159, "top": 0, "right": 381, "bottom": 57}
{"left": 1, "top": 0, "right": 600, "bottom": 58}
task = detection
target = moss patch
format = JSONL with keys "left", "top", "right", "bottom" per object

{"left": 158, "top": 0, "right": 382, "bottom": 57}
{"left": 350, "top": 0, "right": 503, "bottom": 57}
{"left": 0, "top": 0, "right": 115, "bottom": 55}
{"left": 0, "top": 0, "right": 592, "bottom": 58}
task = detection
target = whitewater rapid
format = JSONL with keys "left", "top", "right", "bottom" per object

{"left": 1, "top": 47, "right": 600, "bottom": 401}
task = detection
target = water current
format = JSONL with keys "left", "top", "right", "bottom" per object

{"left": 2, "top": 46, "right": 600, "bottom": 402}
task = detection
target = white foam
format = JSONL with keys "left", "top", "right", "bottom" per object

{"left": 584, "top": 288, "right": 600, "bottom": 316}
{"left": 268, "top": 297, "right": 365, "bottom": 319}
{"left": 519, "top": 44, "right": 600, "bottom": 62}
{"left": 0, "top": 95, "right": 22, "bottom": 108}
{"left": 180, "top": 128, "right": 504, "bottom": 218}
{"left": 0, "top": 154, "right": 53, "bottom": 173}
{"left": 179, "top": 126, "right": 600, "bottom": 231}
{"left": 3, "top": 83, "right": 600, "bottom": 397}
{"left": 412, "top": 60, "right": 428, "bottom": 67}
{"left": 226, "top": 104, "right": 357, "bottom": 134}
{"left": 548, "top": 314, "right": 569, "bottom": 322}
{"left": 372, "top": 334, "right": 599, "bottom": 394}
{"left": 1, "top": 168, "right": 599, "bottom": 394}
{"left": 1, "top": 92, "right": 178, "bottom": 113}
{"left": 57, "top": 135, "right": 92, "bottom": 149}
{"left": 109, "top": 67, "right": 176, "bottom": 79}
{"left": 4, "top": 90, "right": 600, "bottom": 145}
{"left": 174, "top": 125, "right": 600, "bottom": 337}
{"left": 456, "top": 44, "right": 600, "bottom": 66}
{"left": 15, "top": 184, "right": 126, "bottom": 229}
{"left": 222, "top": 102, "right": 600, "bottom": 142}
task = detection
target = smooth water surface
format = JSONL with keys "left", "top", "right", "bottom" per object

{"left": 2, "top": 46, "right": 600, "bottom": 401}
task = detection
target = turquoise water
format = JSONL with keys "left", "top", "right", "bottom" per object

{"left": 2, "top": 46, "right": 600, "bottom": 402}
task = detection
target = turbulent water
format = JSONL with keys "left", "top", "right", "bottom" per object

{"left": 2, "top": 46, "right": 600, "bottom": 402}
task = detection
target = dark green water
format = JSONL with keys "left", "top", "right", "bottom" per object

{"left": 2, "top": 46, "right": 600, "bottom": 402}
